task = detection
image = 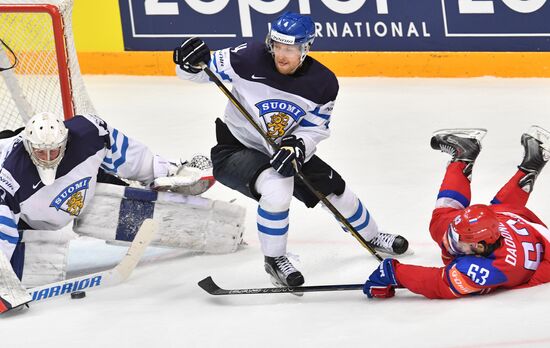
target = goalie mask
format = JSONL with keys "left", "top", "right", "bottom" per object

{"left": 266, "top": 12, "right": 316, "bottom": 65}
{"left": 23, "top": 112, "right": 68, "bottom": 185}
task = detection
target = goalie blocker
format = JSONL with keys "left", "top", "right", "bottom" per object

{"left": 74, "top": 183, "right": 245, "bottom": 254}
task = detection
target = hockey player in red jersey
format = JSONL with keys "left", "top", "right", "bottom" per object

{"left": 363, "top": 126, "right": 550, "bottom": 299}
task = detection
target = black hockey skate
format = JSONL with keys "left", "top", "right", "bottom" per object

{"left": 264, "top": 255, "right": 305, "bottom": 288}
{"left": 367, "top": 232, "right": 409, "bottom": 255}
{"left": 431, "top": 128, "right": 487, "bottom": 178}
{"left": 518, "top": 126, "right": 550, "bottom": 192}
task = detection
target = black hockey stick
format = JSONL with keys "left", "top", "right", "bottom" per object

{"left": 198, "top": 276, "right": 363, "bottom": 295}
{"left": 200, "top": 63, "right": 383, "bottom": 262}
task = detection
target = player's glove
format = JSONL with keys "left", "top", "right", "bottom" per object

{"left": 270, "top": 135, "right": 306, "bottom": 177}
{"left": 173, "top": 37, "right": 211, "bottom": 74}
{"left": 363, "top": 258, "right": 400, "bottom": 299}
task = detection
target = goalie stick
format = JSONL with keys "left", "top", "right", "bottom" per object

{"left": 199, "top": 63, "right": 383, "bottom": 262}
{"left": 28, "top": 219, "right": 158, "bottom": 303}
{"left": 198, "top": 276, "right": 363, "bottom": 295}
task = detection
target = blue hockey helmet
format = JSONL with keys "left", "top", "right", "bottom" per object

{"left": 266, "top": 12, "right": 316, "bottom": 63}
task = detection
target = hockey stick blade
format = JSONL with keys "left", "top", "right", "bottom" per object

{"left": 198, "top": 276, "right": 363, "bottom": 295}
{"left": 28, "top": 219, "right": 158, "bottom": 302}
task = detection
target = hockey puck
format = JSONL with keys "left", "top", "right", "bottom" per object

{"left": 70, "top": 291, "right": 86, "bottom": 299}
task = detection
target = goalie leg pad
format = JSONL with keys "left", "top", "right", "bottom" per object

{"left": 74, "top": 184, "right": 245, "bottom": 254}
{"left": 20, "top": 227, "right": 76, "bottom": 288}
{"left": 0, "top": 250, "right": 32, "bottom": 313}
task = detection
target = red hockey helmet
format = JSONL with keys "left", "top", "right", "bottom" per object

{"left": 445, "top": 205, "right": 501, "bottom": 255}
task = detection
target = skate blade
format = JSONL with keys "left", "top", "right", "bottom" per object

{"left": 373, "top": 247, "right": 415, "bottom": 258}
{"left": 396, "top": 248, "right": 415, "bottom": 257}
{"left": 269, "top": 276, "right": 304, "bottom": 297}
{"left": 527, "top": 125, "right": 550, "bottom": 156}
{"left": 432, "top": 128, "right": 488, "bottom": 141}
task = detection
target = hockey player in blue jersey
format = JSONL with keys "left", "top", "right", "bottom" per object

{"left": 0, "top": 112, "right": 220, "bottom": 313}
{"left": 173, "top": 12, "right": 409, "bottom": 287}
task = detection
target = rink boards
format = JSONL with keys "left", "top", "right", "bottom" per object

{"left": 69, "top": 1, "right": 550, "bottom": 76}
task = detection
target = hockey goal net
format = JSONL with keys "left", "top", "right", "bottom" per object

{"left": 0, "top": 0, "right": 95, "bottom": 130}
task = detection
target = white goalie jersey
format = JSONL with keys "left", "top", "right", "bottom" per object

{"left": 176, "top": 41, "right": 339, "bottom": 161}
{"left": 0, "top": 114, "right": 246, "bottom": 307}
{"left": 0, "top": 114, "right": 160, "bottom": 262}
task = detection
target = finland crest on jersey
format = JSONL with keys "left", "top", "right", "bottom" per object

{"left": 50, "top": 177, "right": 92, "bottom": 216}
{"left": 255, "top": 99, "right": 306, "bottom": 139}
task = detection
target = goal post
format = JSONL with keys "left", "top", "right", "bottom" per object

{"left": 0, "top": 0, "right": 96, "bottom": 130}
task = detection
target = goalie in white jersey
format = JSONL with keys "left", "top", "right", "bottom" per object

{"left": 174, "top": 12, "right": 409, "bottom": 287}
{"left": 0, "top": 112, "right": 232, "bottom": 313}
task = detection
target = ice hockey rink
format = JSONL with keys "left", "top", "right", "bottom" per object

{"left": 4, "top": 76, "right": 550, "bottom": 347}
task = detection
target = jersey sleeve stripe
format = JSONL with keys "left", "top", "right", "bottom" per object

{"left": 0, "top": 216, "right": 17, "bottom": 229}
{"left": 110, "top": 128, "right": 119, "bottom": 153}
{"left": 298, "top": 119, "right": 318, "bottom": 127}
{"left": 0, "top": 231, "right": 18, "bottom": 244}
{"left": 102, "top": 128, "right": 121, "bottom": 165}
{"left": 101, "top": 134, "right": 129, "bottom": 173}
{"left": 212, "top": 53, "right": 232, "bottom": 82}
{"left": 310, "top": 106, "right": 331, "bottom": 120}
{"left": 112, "top": 136, "right": 129, "bottom": 172}
{"left": 299, "top": 111, "right": 331, "bottom": 128}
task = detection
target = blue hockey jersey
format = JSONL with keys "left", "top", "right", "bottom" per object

{"left": 176, "top": 41, "right": 339, "bottom": 160}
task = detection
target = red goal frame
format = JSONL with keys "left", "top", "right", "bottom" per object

{"left": 0, "top": 4, "right": 74, "bottom": 120}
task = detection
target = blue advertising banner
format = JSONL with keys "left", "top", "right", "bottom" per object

{"left": 118, "top": 0, "right": 550, "bottom": 52}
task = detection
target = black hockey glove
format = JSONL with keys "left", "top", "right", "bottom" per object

{"left": 270, "top": 135, "right": 306, "bottom": 177}
{"left": 173, "top": 37, "right": 211, "bottom": 74}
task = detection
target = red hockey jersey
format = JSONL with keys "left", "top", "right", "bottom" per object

{"left": 395, "top": 206, "right": 550, "bottom": 299}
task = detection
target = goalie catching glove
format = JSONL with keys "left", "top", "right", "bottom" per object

{"left": 152, "top": 154, "right": 215, "bottom": 196}
{"left": 270, "top": 135, "right": 306, "bottom": 177}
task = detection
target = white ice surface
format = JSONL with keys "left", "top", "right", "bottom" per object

{"left": 3, "top": 76, "right": 550, "bottom": 348}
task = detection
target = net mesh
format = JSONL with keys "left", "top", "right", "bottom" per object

{"left": 0, "top": 0, "right": 95, "bottom": 130}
